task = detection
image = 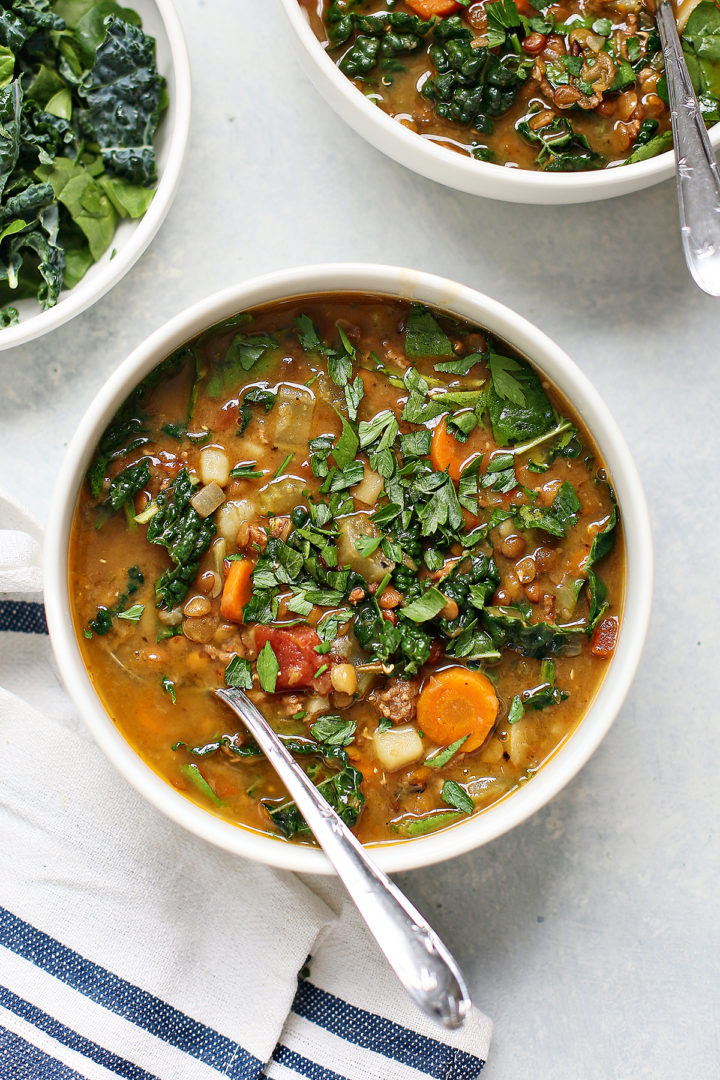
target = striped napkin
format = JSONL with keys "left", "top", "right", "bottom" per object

{"left": 0, "top": 493, "right": 492, "bottom": 1080}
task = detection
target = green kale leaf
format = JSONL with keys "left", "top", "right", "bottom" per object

{"left": 146, "top": 468, "right": 216, "bottom": 609}
{"left": 80, "top": 15, "right": 163, "bottom": 184}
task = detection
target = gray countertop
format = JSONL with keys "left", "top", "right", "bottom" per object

{"left": 1, "top": 2, "right": 718, "bottom": 1076}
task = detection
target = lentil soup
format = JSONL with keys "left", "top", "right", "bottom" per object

{"left": 299, "top": 0, "right": 720, "bottom": 171}
{"left": 70, "top": 294, "right": 624, "bottom": 846}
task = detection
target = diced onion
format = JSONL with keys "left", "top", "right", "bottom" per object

{"left": 190, "top": 482, "right": 225, "bottom": 518}
{"left": 258, "top": 476, "right": 307, "bottom": 515}
{"left": 354, "top": 468, "right": 385, "bottom": 507}
{"left": 273, "top": 385, "right": 315, "bottom": 449}
{"left": 157, "top": 606, "right": 183, "bottom": 626}
{"left": 336, "top": 513, "right": 394, "bottom": 584}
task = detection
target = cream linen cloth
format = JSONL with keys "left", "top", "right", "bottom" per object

{"left": 0, "top": 493, "right": 492, "bottom": 1080}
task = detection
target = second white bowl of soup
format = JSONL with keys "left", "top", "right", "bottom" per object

{"left": 45, "top": 264, "right": 653, "bottom": 873}
{"left": 278, "top": 0, "right": 720, "bottom": 204}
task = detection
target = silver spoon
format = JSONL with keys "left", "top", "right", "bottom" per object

{"left": 656, "top": 1, "right": 720, "bottom": 295}
{"left": 215, "top": 686, "right": 472, "bottom": 1029}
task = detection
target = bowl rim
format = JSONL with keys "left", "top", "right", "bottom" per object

{"left": 44, "top": 262, "right": 653, "bottom": 875}
{"left": 0, "top": 0, "right": 192, "bottom": 351}
{"left": 276, "top": 0, "right": 720, "bottom": 203}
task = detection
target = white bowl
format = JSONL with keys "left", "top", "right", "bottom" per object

{"left": 277, "top": 0, "right": 718, "bottom": 205}
{"left": 44, "top": 263, "right": 653, "bottom": 874}
{"left": 0, "top": 0, "right": 191, "bottom": 350}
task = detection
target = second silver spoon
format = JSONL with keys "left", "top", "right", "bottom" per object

{"left": 656, "top": 0, "right": 720, "bottom": 295}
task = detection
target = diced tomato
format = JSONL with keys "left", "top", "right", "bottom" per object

{"left": 428, "top": 639, "right": 444, "bottom": 666}
{"left": 590, "top": 617, "right": 618, "bottom": 659}
{"left": 253, "top": 625, "right": 331, "bottom": 693}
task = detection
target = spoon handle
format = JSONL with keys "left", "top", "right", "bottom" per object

{"left": 656, "top": 1, "right": 720, "bottom": 295}
{"left": 215, "top": 687, "right": 471, "bottom": 1029}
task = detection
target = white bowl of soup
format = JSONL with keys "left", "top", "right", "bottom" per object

{"left": 45, "top": 264, "right": 652, "bottom": 873}
{"left": 277, "top": 0, "right": 720, "bottom": 204}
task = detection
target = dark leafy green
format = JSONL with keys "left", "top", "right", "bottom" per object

{"left": 483, "top": 603, "right": 586, "bottom": 657}
{"left": 146, "top": 468, "right": 216, "bottom": 610}
{"left": 486, "top": 353, "right": 556, "bottom": 444}
{"left": 80, "top": 15, "right": 162, "bottom": 184}
{"left": 106, "top": 456, "right": 149, "bottom": 511}
{"left": 0, "top": 3, "right": 164, "bottom": 320}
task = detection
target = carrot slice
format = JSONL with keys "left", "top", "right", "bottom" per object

{"left": 220, "top": 558, "right": 254, "bottom": 623}
{"left": 417, "top": 667, "right": 499, "bottom": 753}
{"left": 430, "top": 416, "right": 482, "bottom": 483}
{"left": 405, "top": 0, "right": 462, "bottom": 15}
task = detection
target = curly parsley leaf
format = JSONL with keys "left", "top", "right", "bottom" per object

{"left": 513, "top": 480, "right": 581, "bottom": 537}
{"left": 400, "top": 586, "right": 447, "bottom": 624}
{"left": 225, "top": 655, "right": 253, "bottom": 690}
{"left": 256, "top": 640, "right": 279, "bottom": 693}
{"left": 405, "top": 305, "right": 454, "bottom": 359}
{"left": 310, "top": 715, "right": 357, "bottom": 747}
{"left": 441, "top": 780, "right": 474, "bottom": 814}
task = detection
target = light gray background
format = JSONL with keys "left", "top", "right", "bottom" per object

{"left": 1, "top": 2, "right": 718, "bottom": 1077}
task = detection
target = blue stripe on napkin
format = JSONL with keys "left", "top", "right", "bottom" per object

{"left": 0, "top": 905, "right": 263, "bottom": 1079}
{"left": 0, "top": 984, "right": 159, "bottom": 1080}
{"left": 293, "top": 982, "right": 485, "bottom": 1080}
{"left": 0, "top": 600, "right": 47, "bottom": 635}
{"left": 0, "top": 1023, "right": 89, "bottom": 1080}
{"left": 270, "top": 1045, "right": 345, "bottom": 1080}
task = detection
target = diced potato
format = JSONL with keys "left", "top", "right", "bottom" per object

{"left": 273, "top": 385, "right": 315, "bottom": 449}
{"left": 257, "top": 476, "right": 307, "bottom": 515}
{"left": 354, "top": 467, "right": 385, "bottom": 508}
{"left": 199, "top": 446, "right": 230, "bottom": 487}
{"left": 373, "top": 724, "right": 424, "bottom": 772}
{"left": 215, "top": 499, "right": 255, "bottom": 541}
{"left": 235, "top": 438, "right": 266, "bottom": 462}
{"left": 479, "top": 736, "right": 505, "bottom": 764}
{"left": 336, "top": 512, "right": 394, "bottom": 584}
{"left": 505, "top": 720, "right": 538, "bottom": 770}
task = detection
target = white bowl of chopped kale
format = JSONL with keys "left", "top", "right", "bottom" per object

{"left": 0, "top": 0, "right": 190, "bottom": 348}
{"left": 44, "top": 264, "right": 653, "bottom": 874}
{"left": 279, "top": 0, "right": 720, "bottom": 203}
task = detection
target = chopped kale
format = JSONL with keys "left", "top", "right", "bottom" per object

{"left": 106, "top": 457, "right": 150, "bottom": 512}
{"left": 483, "top": 603, "right": 585, "bottom": 657}
{"left": 80, "top": 16, "right": 163, "bottom": 185}
{"left": 146, "top": 468, "right": 216, "bottom": 609}
{"left": 0, "top": 5, "right": 165, "bottom": 320}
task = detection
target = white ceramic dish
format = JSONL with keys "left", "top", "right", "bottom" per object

{"left": 0, "top": 0, "right": 191, "bottom": 351}
{"left": 277, "top": 0, "right": 720, "bottom": 205}
{"left": 44, "top": 263, "right": 653, "bottom": 874}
